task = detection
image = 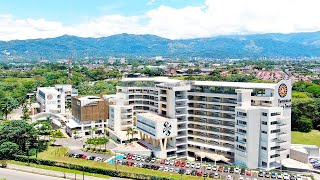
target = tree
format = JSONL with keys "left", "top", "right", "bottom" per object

{"left": 0, "top": 142, "right": 20, "bottom": 160}
{"left": 130, "top": 128, "right": 138, "bottom": 141}
{"left": 297, "top": 116, "right": 313, "bottom": 133}
{"left": 20, "top": 103, "right": 31, "bottom": 121}
{"left": 0, "top": 120, "right": 38, "bottom": 152}
{"left": 126, "top": 128, "right": 132, "bottom": 144}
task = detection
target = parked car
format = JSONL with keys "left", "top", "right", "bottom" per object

{"left": 229, "top": 167, "right": 234, "bottom": 173}
{"left": 206, "top": 164, "right": 212, "bottom": 170}
{"left": 132, "top": 155, "right": 137, "bottom": 160}
{"left": 283, "top": 173, "right": 290, "bottom": 180}
{"left": 136, "top": 155, "right": 141, "bottom": 161}
{"left": 296, "top": 175, "right": 302, "bottom": 180}
{"left": 88, "top": 156, "right": 95, "bottom": 160}
{"left": 128, "top": 161, "right": 134, "bottom": 166}
{"left": 158, "top": 166, "right": 164, "bottom": 171}
{"left": 68, "top": 153, "right": 74, "bottom": 157}
{"left": 186, "top": 169, "right": 191, "bottom": 175}
{"left": 179, "top": 169, "right": 186, "bottom": 174}
{"left": 195, "top": 163, "right": 201, "bottom": 169}
{"left": 163, "top": 167, "right": 169, "bottom": 172}
{"left": 94, "top": 157, "right": 103, "bottom": 162}
{"left": 224, "top": 166, "right": 229, "bottom": 173}
{"left": 180, "top": 161, "right": 186, "bottom": 167}
{"left": 174, "top": 168, "right": 180, "bottom": 173}
{"left": 186, "top": 162, "right": 191, "bottom": 168}
{"left": 133, "top": 162, "right": 138, "bottom": 167}
{"left": 160, "top": 159, "right": 165, "bottom": 164}
{"left": 218, "top": 166, "right": 224, "bottom": 172}
{"left": 169, "top": 168, "right": 174, "bottom": 172}
{"left": 239, "top": 177, "right": 244, "bottom": 180}
{"left": 141, "top": 156, "right": 146, "bottom": 162}
{"left": 271, "top": 172, "right": 277, "bottom": 179}
{"left": 258, "top": 170, "right": 264, "bottom": 177}
{"left": 191, "top": 170, "right": 197, "bottom": 176}
{"left": 226, "top": 175, "right": 232, "bottom": 180}
{"left": 265, "top": 172, "right": 271, "bottom": 178}
{"left": 165, "top": 159, "right": 170, "bottom": 165}
{"left": 139, "top": 163, "right": 144, "bottom": 168}
{"left": 151, "top": 158, "right": 156, "bottom": 163}
{"left": 245, "top": 170, "right": 252, "bottom": 176}
{"left": 209, "top": 172, "right": 219, "bottom": 179}
{"left": 175, "top": 160, "right": 181, "bottom": 166}
{"left": 234, "top": 167, "right": 240, "bottom": 174}
{"left": 240, "top": 168, "right": 245, "bottom": 175}
{"left": 82, "top": 155, "right": 87, "bottom": 159}
{"left": 145, "top": 157, "right": 151, "bottom": 163}
{"left": 170, "top": 160, "right": 175, "bottom": 166}
{"left": 212, "top": 165, "right": 217, "bottom": 171}
{"left": 277, "top": 173, "right": 283, "bottom": 179}
{"left": 191, "top": 162, "right": 195, "bottom": 168}
{"left": 196, "top": 170, "right": 203, "bottom": 176}
{"left": 127, "top": 154, "right": 133, "bottom": 160}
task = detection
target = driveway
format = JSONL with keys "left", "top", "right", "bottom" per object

{"left": 55, "top": 137, "right": 116, "bottom": 160}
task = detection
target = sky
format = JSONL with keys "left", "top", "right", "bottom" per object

{"left": 1, "top": 0, "right": 320, "bottom": 41}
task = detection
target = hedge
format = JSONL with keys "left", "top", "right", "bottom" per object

{"left": 13, "top": 155, "right": 173, "bottom": 180}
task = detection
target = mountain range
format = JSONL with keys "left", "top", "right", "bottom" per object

{"left": 1, "top": 31, "right": 320, "bottom": 60}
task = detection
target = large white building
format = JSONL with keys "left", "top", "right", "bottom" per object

{"left": 108, "top": 77, "right": 292, "bottom": 169}
{"left": 36, "top": 84, "right": 78, "bottom": 114}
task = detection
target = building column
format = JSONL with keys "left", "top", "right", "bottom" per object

{"left": 160, "top": 139, "right": 164, "bottom": 150}
{"left": 164, "top": 138, "right": 168, "bottom": 150}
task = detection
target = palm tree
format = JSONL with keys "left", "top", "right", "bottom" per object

{"left": 130, "top": 128, "right": 138, "bottom": 142}
{"left": 90, "top": 127, "right": 97, "bottom": 138}
{"left": 126, "top": 127, "right": 132, "bottom": 143}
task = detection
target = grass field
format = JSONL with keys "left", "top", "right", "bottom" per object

{"left": 291, "top": 130, "right": 320, "bottom": 147}
{"left": 35, "top": 146, "right": 208, "bottom": 180}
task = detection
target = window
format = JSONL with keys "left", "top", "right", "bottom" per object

{"left": 237, "top": 129, "right": 246, "bottom": 134}
{"left": 271, "top": 112, "right": 281, "bottom": 116}
{"left": 271, "top": 146, "right": 280, "bottom": 150}
{"left": 271, "top": 121, "right": 277, "bottom": 125}
{"left": 263, "top": 101, "right": 271, "bottom": 104}
{"left": 262, "top": 131, "right": 267, "bottom": 134}
{"left": 237, "top": 112, "right": 247, "bottom": 117}
{"left": 237, "top": 120, "right": 247, "bottom": 126}
{"left": 261, "top": 146, "right": 267, "bottom": 150}
{"left": 271, "top": 129, "right": 280, "bottom": 134}
{"left": 270, "top": 154, "right": 280, "bottom": 158}
{"left": 262, "top": 112, "right": 268, "bottom": 116}
{"left": 237, "top": 145, "right": 246, "bottom": 151}
{"left": 262, "top": 121, "right": 267, "bottom": 125}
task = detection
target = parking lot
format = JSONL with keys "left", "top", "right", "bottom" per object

{"left": 68, "top": 152, "right": 309, "bottom": 180}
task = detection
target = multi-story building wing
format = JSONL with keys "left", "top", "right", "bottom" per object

{"left": 111, "top": 77, "right": 292, "bottom": 169}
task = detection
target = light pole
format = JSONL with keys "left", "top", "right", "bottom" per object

{"left": 114, "top": 150, "right": 118, "bottom": 171}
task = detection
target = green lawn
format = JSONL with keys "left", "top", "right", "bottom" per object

{"left": 8, "top": 161, "right": 111, "bottom": 179}
{"left": 34, "top": 146, "right": 207, "bottom": 180}
{"left": 291, "top": 130, "right": 320, "bottom": 147}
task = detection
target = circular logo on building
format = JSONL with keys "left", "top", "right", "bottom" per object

{"left": 278, "top": 84, "right": 288, "bottom": 98}
{"left": 47, "top": 94, "right": 53, "bottom": 100}
{"left": 163, "top": 121, "right": 172, "bottom": 136}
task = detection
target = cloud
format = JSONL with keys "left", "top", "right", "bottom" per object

{"left": 1, "top": 0, "right": 320, "bottom": 41}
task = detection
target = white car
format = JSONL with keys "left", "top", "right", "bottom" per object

{"left": 94, "top": 157, "right": 103, "bottom": 161}
{"left": 165, "top": 159, "right": 170, "bottom": 165}
{"left": 213, "top": 173, "right": 219, "bottom": 178}
{"left": 283, "top": 173, "right": 290, "bottom": 180}
{"left": 234, "top": 168, "right": 240, "bottom": 174}
{"left": 277, "top": 173, "right": 283, "bottom": 179}
{"left": 133, "top": 162, "right": 138, "bottom": 167}
{"left": 169, "top": 168, "right": 174, "bottom": 172}
{"left": 227, "top": 175, "right": 232, "bottom": 180}
{"left": 195, "top": 163, "right": 201, "bottom": 169}
{"left": 141, "top": 156, "right": 146, "bottom": 162}
{"left": 186, "top": 162, "right": 191, "bottom": 168}
{"left": 132, "top": 155, "right": 136, "bottom": 160}
{"left": 239, "top": 177, "right": 244, "bottom": 180}
{"left": 186, "top": 169, "right": 191, "bottom": 175}
{"left": 191, "top": 162, "right": 195, "bottom": 168}
{"left": 139, "top": 163, "right": 144, "bottom": 168}
{"left": 207, "top": 164, "right": 212, "bottom": 170}
{"left": 170, "top": 160, "right": 175, "bottom": 166}
{"left": 136, "top": 155, "right": 141, "bottom": 161}
{"left": 212, "top": 165, "right": 217, "bottom": 171}
{"left": 151, "top": 158, "right": 156, "bottom": 163}
{"left": 164, "top": 167, "right": 169, "bottom": 172}
{"left": 296, "top": 175, "right": 302, "bottom": 180}
{"left": 159, "top": 166, "right": 164, "bottom": 171}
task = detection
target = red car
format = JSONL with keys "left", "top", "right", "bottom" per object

{"left": 175, "top": 160, "right": 181, "bottom": 166}
{"left": 218, "top": 166, "right": 224, "bottom": 172}
{"left": 82, "top": 155, "right": 87, "bottom": 159}
{"left": 160, "top": 159, "right": 165, "bottom": 164}
{"left": 180, "top": 161, "right": 186, "bottom": 167}
{"left": 196, "top": 171, "right": 203, "bottom": 177}
{"left": 245, "top": 170, "right": 252, "bottom": 176}
{"left": 127, "top": 154, "right": 133, "bottom": 160}
{"left": 128, "top": 161, "right": 134, "bottom": 166}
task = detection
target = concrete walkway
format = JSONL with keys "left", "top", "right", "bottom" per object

{"left": 6, "top": 164, "right": 129, "bottom": 180}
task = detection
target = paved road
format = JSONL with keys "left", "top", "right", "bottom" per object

{"left": 0, "top": 168, "right": 65, "bottom": 180}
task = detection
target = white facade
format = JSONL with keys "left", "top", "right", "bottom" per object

{"left": 36, "top": 84, "right": 78, "bottom": 114}
{"left": 111, "top": 77, "right": 291, "bottom": 169}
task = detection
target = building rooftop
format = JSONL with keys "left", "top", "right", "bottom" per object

{"left": 137, "top": 112, "right": 175, "bottom": 122}
{"left": 38, "top": 87, "right": 60, "bottom": 95}
{"left": 75, "top": 96, "right": 104, "bottom": 106}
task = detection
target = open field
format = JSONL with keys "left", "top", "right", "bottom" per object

{"left": 35, "top": 146, "right": 207, "bottom": 180}
{"left": 291, "top": 130, "right": 320, "bottom": 147}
